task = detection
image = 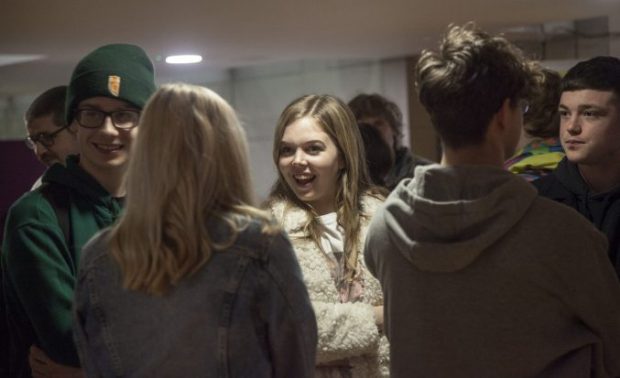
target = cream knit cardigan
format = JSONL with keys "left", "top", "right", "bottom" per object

{"left": 269, "top": 195, "right": 389, "bottom": 377}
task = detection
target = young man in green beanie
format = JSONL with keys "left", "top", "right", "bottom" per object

{"left": 2, "top": 43, "right": 156, "bottom": 377}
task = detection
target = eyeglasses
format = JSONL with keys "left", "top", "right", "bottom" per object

{"left": 25, "top": 124, "right": 70, "bottom": 150}
{"left": 74, "top": 109, "right": 140, "bottom": 130}
{"left": 520, "top": 100, "right": 530, "bottom": 115}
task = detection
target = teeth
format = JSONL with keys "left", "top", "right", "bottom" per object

{"left": 95, "top": 144, "right": 122, "bottom": 151}
{"left": 294, "top": 174, "right": 315, "bottom": 188}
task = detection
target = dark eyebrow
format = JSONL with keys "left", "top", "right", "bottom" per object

{"left": 558, "top": 104, "right": 606, "bottom": 110}
{"left": 303, "top": 140, "right": 326, "bottom": 145}
{"left": 577, "top": 104, "right": 605, "bottom": 110}
{"left": 280, "top": 139, "right": 326, "bottom": 146}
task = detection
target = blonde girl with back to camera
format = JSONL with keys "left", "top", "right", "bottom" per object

{"left": 73, "top": 83, "right": 318, "bottom": 377}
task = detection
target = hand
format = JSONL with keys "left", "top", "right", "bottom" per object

{"left": 373, "top": 305, "right": 384, "bottom": 332}
{"left": 29, "top": 345, "right": 84, "bottom": 378}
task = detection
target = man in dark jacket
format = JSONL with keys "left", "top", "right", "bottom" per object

{"left": 534, "top": 56, "right": 620, "bottom": 278}
{"left": 348, "top": 93, "right": 432, "bottom": 190}
{"left": 1, "top": 43, "right": 156, "bottom": 377}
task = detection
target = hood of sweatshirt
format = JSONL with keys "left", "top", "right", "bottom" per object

{"left": 41, "top": 155, "right": 123, "bottom": 233}
{"left": 382, "top": 164, "right": 537, "bottom": 272}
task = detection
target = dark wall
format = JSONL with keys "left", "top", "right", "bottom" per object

{"left": 0, "top": 140, "right": 45, "bottom": 244}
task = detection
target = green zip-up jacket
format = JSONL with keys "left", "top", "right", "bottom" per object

{"left": 2, "top": 155, "right": 123, "bottom": 374}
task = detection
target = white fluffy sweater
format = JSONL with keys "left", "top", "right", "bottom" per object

{"left": 269, "top": 195, "right": 389, "bottom": 378}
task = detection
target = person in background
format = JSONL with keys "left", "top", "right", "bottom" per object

{"left": 358, "top": 122, "right": 394, "bottom": 189}
{"left": 266, "top": 94, "right": 388, "bottom": 377}
{"left": 2, "top": 43, "right": 156, "bottom": 378}
{"left": 504, "top": 67, "right": 564, "bottom": 181}
{"left": 534, "top": 56, "right": 620, "bottom": 278}
{"left": 25, "top": 85, "right": 77, "bottom": 168}
{"left": 348, "top": 93, "right": 431, "bottom": 190}
{"left": 24, "top": 86, "right": 79, "bottom": 188}
{"left": 2, "top": 87, "right": 78, "bottom": 376}
{"left": 73, "top": 83, "right": 318, "bottom": 377}
{"left": 364, "top": 23, "right": 620, "bottom": 377}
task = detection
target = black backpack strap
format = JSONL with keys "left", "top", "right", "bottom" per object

{"left": 40, "top": 184, "right": 71, "bottom": 247}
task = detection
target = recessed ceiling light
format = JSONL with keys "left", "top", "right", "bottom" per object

{"left": 0, "top": 54, "right": 45, "bottom": 67}
{"left": 165, "top": 54, "right": 203, "bottom": 64}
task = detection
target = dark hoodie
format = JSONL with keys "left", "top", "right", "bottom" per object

{"left": 2, "top": 155, "right": 123, "bottom": 375}
{"left": 384, "top": 147, "right": 433, "bottom": 191}
{"left": 534, "top": 157, "right": 620, "bottom": 277}
{"left": 364, "top": 164, "right": 620, "bottom": 377}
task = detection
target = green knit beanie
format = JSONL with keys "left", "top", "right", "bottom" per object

{"left": 65, "top": 43, "right": 156, "bottom": 125}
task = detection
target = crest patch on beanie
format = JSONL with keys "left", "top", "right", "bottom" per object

{"left": 108, "top": 75, "right": 121, "bottom": 97}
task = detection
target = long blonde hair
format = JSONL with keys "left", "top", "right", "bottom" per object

{"left": 109, "top": 83, "right": 274, "bottom": 295}
{"left": 269, "top": 94, "right": 380, "bottom": 284}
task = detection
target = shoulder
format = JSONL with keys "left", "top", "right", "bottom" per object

{"left": 4, "top": 188, "right": 56, "bottom": 231}
{"left": 521, "top": 198, "right": 611, "bottom": 281}
{"left": 79, "top": 228, "right": 113, "bottom": 273}
{"left": 360, "top": 192, "right": 385, "bottom": 218}
{"left": 532, "top": 172, "right": 560, "bottom": 192}
{"left": 2, "top": 188, "right": 70, "bottom": 266}
{"left": 530, "top": 196, "right": 588, "bottom": 223}
{"left": 532, "top": 173, "right": 580, "bottom": 205}
{"left": 412, "top": 153, "right": 433, "bottom": 167}
{"left": 236, "top": 215, "right": 280, "bottom": 244}
{"left": 266, "top": 198, "right": 287, "bottom": 220}
{"left": 212, "top": 213, "right": 291, "bottom": 260}
{"left": 358, "top": 193, "right": 386, "bottom": 247}
{"left": 528, "top": 196, "right": 606, "bottom": 245}
{"left": 266, "top": 198, "right": 309, "bottom": 233}
{"left": 531, "top": 158, "right": 581, "bottom": 197}
{"left": 225, "top": 216, "right": 305, "bottom": 282}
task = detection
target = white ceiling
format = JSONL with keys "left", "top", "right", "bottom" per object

{"left": 1, "top": 0, "right": 618, "bottom": 96}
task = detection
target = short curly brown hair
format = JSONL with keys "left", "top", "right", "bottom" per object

{"left": 415, "top": 23, "right": 534, "bottom": 149}
{"left": 523, "top": 67, "right": 561, "bottom": 139}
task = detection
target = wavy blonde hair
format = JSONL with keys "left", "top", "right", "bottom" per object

{"left": 109, "top": 83, "right": 275, "bottom": 295}
{"left": 268, "top": 94, "right": 381, "bottom": 285}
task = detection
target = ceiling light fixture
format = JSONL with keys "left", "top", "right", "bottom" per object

{"left": 0, "top": 54, "right": 46, "bottom": 67}
{"left": 165, "top": 54, "right": 203, "bottom": 64}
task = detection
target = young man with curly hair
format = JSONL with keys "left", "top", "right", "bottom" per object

{"left": 365, "top": 24, "right": 620, "bottom": 377}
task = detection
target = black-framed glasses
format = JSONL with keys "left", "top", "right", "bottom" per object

{"left": 25, "top": 124, "right": 70, "bottom": 150}
{"left": 74, "top": 109, "right": 140, "bottom": 130}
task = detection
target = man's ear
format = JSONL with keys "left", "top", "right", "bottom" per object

{"left": 484, "top": 98, "right": 515, "bottom": 144}
{"left": 496, "top": 98, "right": 513, "bottom": 132}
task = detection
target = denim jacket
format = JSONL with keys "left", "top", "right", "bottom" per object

{"left": 73, "top": 216, "right": 318, "bottom": 377}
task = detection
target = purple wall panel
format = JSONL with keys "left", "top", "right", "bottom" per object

{"left": 0, "top": 140, "right": 45, "bottom": 244}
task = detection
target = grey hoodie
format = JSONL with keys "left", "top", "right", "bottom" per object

{"left": 365, "top": 164, "right": 620, "bottom": 378}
